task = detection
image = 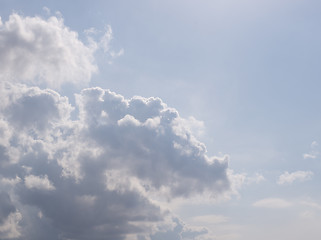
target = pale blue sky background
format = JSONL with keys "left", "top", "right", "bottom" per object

{"left": 1, "top": 0, "right": 321, "bottom": 239}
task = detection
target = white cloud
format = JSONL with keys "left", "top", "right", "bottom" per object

{"left": 277, "top": 171, "right": 313, "bottom": 185}
{"left": 99, "top": 25, "right": 113, "bottom": 53}
{"left": 221, "top": 171, "right": 265, "bottom": 200}
{"left": 247, "top": 173, "right": 265, "bottom": 184}
{"left": 110, "top": 48, "right": 124, "bottom": 58}
{"left": 311, "top": 141, "right": 318, "bottom": 148}
{"left": 42, "top": 6, "right": 51, "bottom": 15}
{"left": 303, "top": 141, "right": 319, "bottom": 159}
{"left": 253, "top": 198, "right": 293, "bottom": 208}
{"left": 24, "top": 175, "right": 55, "bottom": 191}
{"left": 1, "top": 176, "right": 21, "bottom": 186}
{"left": 0, "top": 212, "right": 22, "bottom": 239}
{"left": 117, "top": 114, "right": 141, "bottom": 127}
{"left": 84, "top": 24, "right": 124, "bottom": 63}
{"left": 0, "top": 13, "right": 97, "bottom": 89}
{"left": 303, "top": 153, "right": 317, "bottom": 159}
{"left": 300, "top": 201, "right": 321, "bottom": 211}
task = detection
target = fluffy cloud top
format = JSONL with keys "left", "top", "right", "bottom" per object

{"left": 76, "top": 88, "right": 230, "bottom": 197}
{"left": 0, "top": 13, "right": 97, "bottom": 89}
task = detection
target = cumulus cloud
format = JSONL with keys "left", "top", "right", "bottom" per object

{"left": 0, "top": 83, "right": 231, "bottom": 239}
{"left": 75, "top": 87, "right": 230, "bottom": 198}
{"left": 277, "top": 171, "right": 313, "bottom": 185}
{"left": 0, "top": 11, "right": 234, "bottom": 240}
{"left": 253, "top": 198, "right": 293, "bottom": 209}
{"left": 0, "top": 13, "right": 121, "bottom": 89}
{"left": 0, "top": 79, "right": 230, "bottom": 240}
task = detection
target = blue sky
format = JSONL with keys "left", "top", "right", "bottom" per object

{"left": 0, "top": 0, "right": 321, "bottom": 239}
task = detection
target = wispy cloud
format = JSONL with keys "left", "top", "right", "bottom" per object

{"left": 188, "top": 214, "right": 229, "bottom": 225}
{"left": 303, "top": 141, "right": 319, "bottom": 159}
{"left": 253, "top": 198, "right": 293, "bottom": 208}
{"left": 277, "top": 171, "right": 313, "bottom": 185}
{"left": 84, "top": 24, "right": 124, "bottom": 64}
{"left": 300, "top": 200, "right": 321, "bottom": 211}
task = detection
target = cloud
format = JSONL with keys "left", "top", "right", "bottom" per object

{"left": 0, "top": 212, "right": 22, "bottom": 239}
{"left": 0, "top": 11, "right": 233, "bottom": 240}
{"left": 0, "top": 84, "right": 162, "bottom": 239}
{"left": 150, "top": 218, "right": 208, "bottom": 240}
{"left": 75, "top": 87, "right": 230, "bottom": 198}
{"left": 84, "top": 24, "right": 124, "bottom": 63}
{"left": 188, "top": 215, "right": 229, "bottom": 225}
{"left": 0, "top": 84, "right": 230, "bottom": 239}
{"left": 0, "top": 13, "right": 97, "bottom": 89}
{"left": 303, "top": 153, "right": 317, "bottom": 159}
{"left": 24, "top": 175, "right": 55, "bottom": 191}
{"left": 0, "top": 192, "right": 16, "bottom": 224}
{"left": 0, "top": 192, "right": 21, "bottom": 239}
{"left": 300, "top": 201, "right": 321, "bottom": 211}
{"left": 1, "top": 82, "right": 72, "bottom": 133}
{"left": 99, "top": 25, "right": 113, "bottom": 53}
{"left": 246, "top": 173, "right": 265, "bottom": 184}
{"left": 42, "top": 7, "right": 51, "bottom": 15}
{"left": 222, "top": 171, "right": 264, "bottom": 200}
{"left": 277, "top": 171, "right": 313, "bottom": 185}
{"left": 253, "top": 198, "right": 293, "bottom": 209}
{"left": 303, "top": 141, "right": 319, "bottom": 159}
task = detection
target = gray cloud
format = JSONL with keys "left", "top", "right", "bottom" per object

{"left": 2, "top": 84, "right": 71, "bottom": 133}
{"left": 0, "top": 12, "right": 231, "bottom": 240}
{"left": 76, "top": 87, "right": 230, "bottom": 198}
{"left": 0, "top": 192, "right": 21, "bottom": 239}
{"left": 0, "top": 192, "right": 16, "bottom": 224}
{"left": 0, "top": 83, "right": 230, "bottom": 239}
{"left": 150, "top": 218, "right": 208, "bottom": 240}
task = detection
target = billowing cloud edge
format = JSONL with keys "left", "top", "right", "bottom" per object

{"left": 0, "top": 11, "right": 246, "bottom": 240}
{"left": 0, "top": 82, "right": 233, "bottom": 239}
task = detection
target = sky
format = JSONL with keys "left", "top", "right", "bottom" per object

{"left": 0, "top": 0, "right": 321, "bottom": 239}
